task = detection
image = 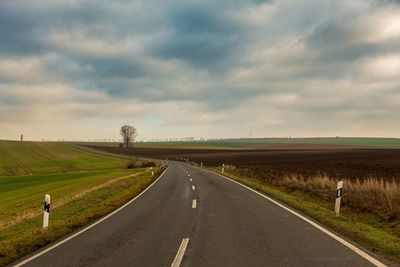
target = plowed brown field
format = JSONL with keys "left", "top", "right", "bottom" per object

{"left": 84, "top": 145, "right": 400, "bottom": 181}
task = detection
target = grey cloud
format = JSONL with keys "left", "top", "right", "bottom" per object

{"left": 373, "top": 0, "right": 400, "bottom": 6}
{"left": 306, "top": 20, "right": 375, "bottom": 64}
{"left": 91, "top": 57, "right": 146, "bottom": 79}
{"left": 0, "top": 8, "right": 42, "bottom": 55}
{"left": 152, "top": 4, "right": 244, "bottom": 70}
{"left": 307, "top": 21, "right": 352, "bottom": 48}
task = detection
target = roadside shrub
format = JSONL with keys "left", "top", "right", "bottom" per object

{"left": 125, "top": 160, "right": 156, "bottom": 169}
{"left": 141, "top": 161, "right": 156, "bottom": 167}
{"left": 126, "top": 161, "right": 137, "bottom": 169}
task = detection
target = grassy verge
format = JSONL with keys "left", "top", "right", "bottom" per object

{"left": 207, "top": 167, "right": 400, "bottom": 265}
{"left": 0, "top": 169, "right": 146, "bottom": 230}
{"left": 0, "top": 165, "right": 166, "bottom": 266}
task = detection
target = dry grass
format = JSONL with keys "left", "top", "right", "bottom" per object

{"left": 276, "top": 174, "right": 399, "bottom": 220}
{"left": 344, "top": 178, "right": 400, "bottom": 219}
{"left": 224, "top": 165, "right": 400, "bottom": 220}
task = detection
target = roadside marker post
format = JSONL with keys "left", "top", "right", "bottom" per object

{"left": 335, "top": 181, "right": 343, "bottom": 216}
{"left": 222, "top": 164, "right": 225, "bottom": 173}
{"left": 151, "top": 167, "right": 154, "bottom": 176}
{"left": 43, "top": 194, "right": 50, "bottom": 229}
{"left": 200, "top": 162, "right": 203, "bottom": 168}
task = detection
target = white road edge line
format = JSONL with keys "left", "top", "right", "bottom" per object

{"left": 192, "top": 199, "right": 197, "bottom": 209}
{"left": 171, "top": 238, "right": 189, "bottom": 267}
{"left": 200, "top": 167, "right": 387, "bottom": 267}
{"left": 192, "top": 185, "right": 195, "bottom": 191}
{"left": 13, "top": 165, "right": 170, "bottom": 267}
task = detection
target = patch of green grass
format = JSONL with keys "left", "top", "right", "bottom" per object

{"left": 135, "top": 137, "right": 400, "bottom": 149}
{"left": 0, "top": 140, "right": 123, "bottom": 176}
{"left": 0, "top": 166, "right": 165, "bottom": 266}
{"left": 208, "top": 167, "right": 400, "bottom": 265}
{"left": 0, "top": 169, "right": 144, "bottom": 230}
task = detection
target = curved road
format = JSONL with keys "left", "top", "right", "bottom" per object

{"left": 15, "top": 162, "right": 386, "bottom": 267}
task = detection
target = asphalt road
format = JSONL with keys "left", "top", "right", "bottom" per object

{"left": 16, "top": 162, "right": 384, "bottom": 267}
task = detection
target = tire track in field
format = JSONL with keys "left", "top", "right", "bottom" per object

{"left": 0, "top": 150, "right": 33, "bottom": 175}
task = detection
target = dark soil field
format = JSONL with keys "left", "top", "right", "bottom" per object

{"left": 84, "top": 144, "right": 400, "bottom": 181}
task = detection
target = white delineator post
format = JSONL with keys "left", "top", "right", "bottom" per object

{"left": 335, "top": 181, "right": 343, "bottom": 216}
{"left": 200, "top": 162, "right": 203, "bottom": 168}
{"left": 151, "top": 167, "right": 154, "bottom": 176}
{"left": 43, "top": 194, "right": 50, "bottom": 229}
{"left": 222, "top": 164, "right": 225, "bottom": 173}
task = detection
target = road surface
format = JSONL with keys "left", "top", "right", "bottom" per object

{"left": 15, "top": 162, "right": 385, "bottom": 267}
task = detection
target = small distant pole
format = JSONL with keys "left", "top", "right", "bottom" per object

{"left": 20, "top": 134, "right": 23, "bottom": 142}
{"left": 43, "top": 194, "right": 50, "bottom": 229}
{"left": 222, "top": 164, "right": 225, "bottom": 173}
{"left": 200, "top": 162, "right": 203, "bottom": 168}
{"left": 335, "top": 181, "right": 343, "bottom": 216}
{"left": 151, "top": 167, "right": 154, "bottom": 176}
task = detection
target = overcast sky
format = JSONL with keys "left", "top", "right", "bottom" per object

{"left": 0, "top": 0, "right": 399, "bottom": 141}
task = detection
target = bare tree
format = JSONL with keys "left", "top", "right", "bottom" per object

{"left": 120, "top": 125, "right": 138, "bottom": 148}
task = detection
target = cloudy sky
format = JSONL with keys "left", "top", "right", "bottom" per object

{"left": 0, "top": 0, "right": 399, "bottom": 141}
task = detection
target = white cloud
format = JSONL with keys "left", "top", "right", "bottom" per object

{"left": 0, "top": 57, "right": 50, "bottom": 83}
{"left": 359, "top": 54, "right": 400, "bottom": 79}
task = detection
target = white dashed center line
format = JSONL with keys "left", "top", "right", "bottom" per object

{"left": 171, "top": 238, "right": 189, "bottom": 267}
{"left": 192, "top": 185, "right": 195, "bottom": 191}
{"left": 192, "top": 199, "right": 197, "bottom": 209}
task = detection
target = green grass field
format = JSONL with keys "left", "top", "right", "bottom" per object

{"left": 0, "top": 169, "right": 142, "bottom": 230}
{"left": 0, "top": 140, "right": 123, "bottom": 176}
{"left": 0, "top": 140, "right": 143, "bottom": 231}
{"left": 133, "top": 137, "right": 400, "bottom": 149}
